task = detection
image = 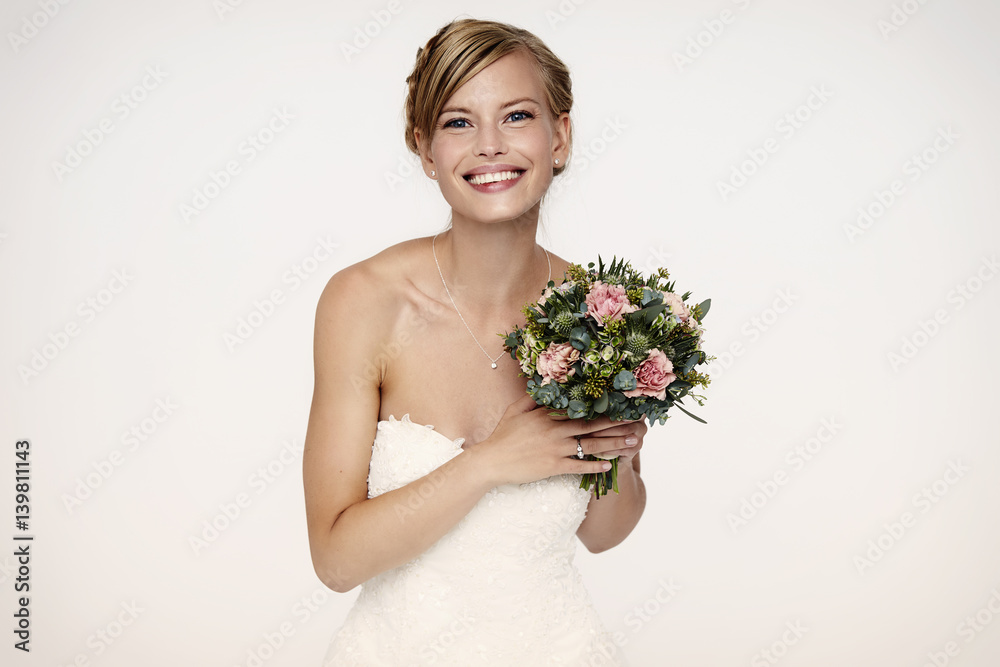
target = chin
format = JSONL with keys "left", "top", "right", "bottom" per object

{"left": 449, "top": 197, "right": 545, "bottom": 226}
{"left": 463, "top": 207, "right": 538, "bottom": 226}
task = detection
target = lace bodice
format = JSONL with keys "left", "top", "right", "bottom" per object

{"left": 321, "top": 414, "right": 626, "bottom": 666}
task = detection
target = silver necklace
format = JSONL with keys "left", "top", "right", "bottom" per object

{"left": 432, "top": 232, "right": 551, "bottom": 369}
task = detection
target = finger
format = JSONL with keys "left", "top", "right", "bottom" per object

{"left": 569, "top": 459, "right": 614, "bottom": 475}
{"left": 582, "top": 422, "right": 637, "bottom": 438}
{"left": 571, "top": 433, "right": 634, "bottom": 456}
{"left": 590, "top": 434, "right": 640, "bottom": 456}
{"left": 592, "top": 414, "right": 640, "bottom": 432}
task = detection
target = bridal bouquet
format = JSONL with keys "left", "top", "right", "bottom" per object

{"left": 500, "top": 257, "right": 712, "bottom": 498}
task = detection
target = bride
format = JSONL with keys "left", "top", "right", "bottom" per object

{"left": 303, "top": 17, "right": 648, "bottom": 665}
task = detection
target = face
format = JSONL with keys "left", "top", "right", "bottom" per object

{"left": 415, "top": 50, "right": 570, "bottom": 226}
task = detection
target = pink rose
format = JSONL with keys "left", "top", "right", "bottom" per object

{"left": 585, "top": 281, "right": 637, "bottom": 324}
{"left": 661, "top": 292, "right": 691, "bottom": 321}
{"left": 537, "top": 342, "right": 580, "bottom": 385}
{"left": 623, "top": 348, "right": 676, "bottom": 400}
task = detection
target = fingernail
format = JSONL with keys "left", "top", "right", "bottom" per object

{"left": 625, "top": 436, "right": 638, "bottom": 445}
{"left": 602, "top": 462, "right": 612, "bottom": 470}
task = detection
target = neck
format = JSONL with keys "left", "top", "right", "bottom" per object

{"left": 433, "top": 213, "right": 550, "bottom": 318}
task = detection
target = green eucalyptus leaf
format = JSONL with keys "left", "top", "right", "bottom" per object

{"left": 672, "top": 400, "right": 707, "bottom": 424}
{"left": 681, "top": 353, "right": 699, "bottom": 375}
{"left": 567, "top": 400, "right": 588, "bottom": 419}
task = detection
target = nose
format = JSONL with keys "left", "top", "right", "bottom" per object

{"left": 475, "top": 122, "right": 506, "bottom": 157}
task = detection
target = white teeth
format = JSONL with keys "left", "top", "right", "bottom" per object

{"left": 467, "top": 170, "right": 522, "bottom": 185}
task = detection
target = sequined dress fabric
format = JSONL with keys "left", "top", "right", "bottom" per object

{"left": 321, "top": 413, "right": 625, "bottom": 666}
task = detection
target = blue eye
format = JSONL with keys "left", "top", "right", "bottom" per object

{"left": 441, "top": 110, "right": 534, "bottom": 129}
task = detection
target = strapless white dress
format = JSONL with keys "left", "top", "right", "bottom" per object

{"left": 321, "top": 413, "right": 626, "bottom": 666}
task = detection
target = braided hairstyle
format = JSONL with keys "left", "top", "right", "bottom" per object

{"left": 403, "top": 18, "right": 573, "bottom": 178}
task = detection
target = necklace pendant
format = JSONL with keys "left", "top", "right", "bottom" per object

{"left": 491, "top": 362, "right": 497, "bottom": 369}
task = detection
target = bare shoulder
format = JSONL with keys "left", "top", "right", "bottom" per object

{"left": 318, "top": 237, "right": 419, "bottom": 293}
{"left": 316, "top": 237, "right": 427, "bottom": 322}
{"left": 313, "top": 236, "right": 432, "bottom": 379}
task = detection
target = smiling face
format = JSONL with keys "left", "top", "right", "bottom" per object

{"left": 415, "top": 49, "right": 570, "bottom": 225}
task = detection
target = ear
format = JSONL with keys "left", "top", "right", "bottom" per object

{"left": 414, "top": 128, "right": 436, "bottom": 177}
{"left": 551, "top": 111, "right": 570, "bottom": 163}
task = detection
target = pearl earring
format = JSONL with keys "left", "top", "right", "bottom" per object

{"left": 431, "top": 171, "right": 435, "bottom": 177}
{"left": 554, "top": 159, "right": 560, "bottom": 165}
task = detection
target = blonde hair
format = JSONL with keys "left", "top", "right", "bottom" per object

{"left": 404, "top": 18, "right": 573, "bottom": 177}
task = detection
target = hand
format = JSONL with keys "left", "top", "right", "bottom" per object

{"left": 468, "top": 393, "right": 615, "bottom": 488}
{"left": 572, "top": 417, "right": 647, "bottom": 468}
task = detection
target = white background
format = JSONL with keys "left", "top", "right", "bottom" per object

{"left": 2, "top": 0, "right": 999, "bottom": 665}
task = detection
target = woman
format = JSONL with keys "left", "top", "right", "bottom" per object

{"left": 303, "top": 18, "right": 648, "bottom": 665}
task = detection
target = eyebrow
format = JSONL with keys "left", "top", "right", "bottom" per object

{"left": 438, "top": 97, "right": 542, "bottom": 117}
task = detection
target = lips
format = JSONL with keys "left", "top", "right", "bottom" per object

{"left": 463, "top": 163, "right": 525, "bottom": 176}
{"left": 464, "top": 169, "right": 525, "bottom": 186}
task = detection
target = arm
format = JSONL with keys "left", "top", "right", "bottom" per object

{"left": 302, "top": 266, "right": 496, "bottom": 592}
{"left": 575, "top": 431, "right": 647, "bottom": 553}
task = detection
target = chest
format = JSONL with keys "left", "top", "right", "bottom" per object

{"left": 378, "top": 293, "right": 535, "bottom": 445}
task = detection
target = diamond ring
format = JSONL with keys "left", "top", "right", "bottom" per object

{"left": 575, "top": 435, "right": 584, "bottom": 459}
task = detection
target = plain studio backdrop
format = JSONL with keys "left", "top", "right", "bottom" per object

{"left": 2, "top": 0, "right": 999, "bottom": 665}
